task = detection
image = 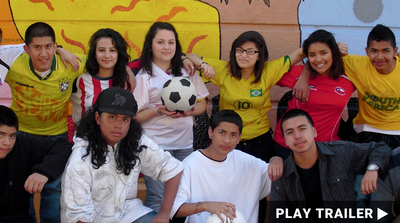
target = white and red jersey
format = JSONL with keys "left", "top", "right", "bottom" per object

{"left": 275, "top": 65, "right": 355, "bottom": 148}
{"left": 71, "top": 72, "right": 113, "bottom": 123}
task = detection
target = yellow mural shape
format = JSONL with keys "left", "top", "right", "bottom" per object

{"left": 8, "top": 0, "right": 220, "bottom": 60}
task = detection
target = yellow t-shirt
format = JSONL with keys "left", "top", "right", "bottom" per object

{"left": 6, "top": 53, "right": 86, "bottom": 135}
{"left": 343, "top": 55, "right": 400, "bottom": 130}
{"left": 203, "top": 56, "right": 291, "bottom": 140}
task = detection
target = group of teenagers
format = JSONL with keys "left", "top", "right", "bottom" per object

{"left": 0, "top": 18, "right": 399, "bottom": 223}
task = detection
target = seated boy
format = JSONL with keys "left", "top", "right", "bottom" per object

{"left": 0, "top": 105, "right": 72, "bottom": 223}
{"left": 170, "top": 110, "right": 283, "bottom": 223}
{"left": 270, "top": 109, "right": 391, "bottom": 222}
{"left": 60, "top": 87, "right": 183, "bottom": 223}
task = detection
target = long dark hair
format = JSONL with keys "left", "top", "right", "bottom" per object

{"left": 76, "top": 106, "right": 145, "bottom": 176}
{"left": 141, "top": 22, "right": 183, "bottom": 77}
{"left": 85, "top": 28, "right": 130, "bottom": 87}
{"left": 302, "top": 29, "right": 344, "bottom": 80}
{"left": 229, "top": 31, "right": 269, "bottom": 84}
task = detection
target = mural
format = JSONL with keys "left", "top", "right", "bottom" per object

{"left": 299, "top": 0, "right": 400, "bottom": 56}
{"left": 2, "top": 0, "right": 221, "bottom": 59}
{"left": 0, "top": 0, "right": 301, "bottom": 61}
{"left": 1, "top": 0, "right": 399, "bottom": 126}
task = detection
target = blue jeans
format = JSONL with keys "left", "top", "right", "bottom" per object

{"left": 132, "top": 211, "right": 157, "bottom": 223}
{"left": 144, "top": 148, "right": 193, "bottom": 212}
{"left": 18, "top": 131, "right": 68, "bottom": 223}
{"left": 355, "top": 131, "right": 400, "bottom": 223}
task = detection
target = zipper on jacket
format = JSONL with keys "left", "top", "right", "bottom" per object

{"left": 9, "top": 180, "right": 13, "bottom": 207}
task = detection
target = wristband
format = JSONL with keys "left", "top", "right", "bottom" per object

{"left": 154, "top": 106, "right": 162, "bottom": 115}
{"left": 198, "top": 61, "right": 207, "bottom": 71}
{"left": 195, "top": 201, "right": 201, "bottom": 216}
{"left": 182, "top": 57, "right": 189, "bottom": 62}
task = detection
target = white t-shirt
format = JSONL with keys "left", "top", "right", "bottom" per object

{"left": 171, "top": 150, "right": 271, "bottom": 223}
{"left": 133, "top": 63, "right": 209, "bottom": 151}
{"left": 0, "top": 44, "right": 25, "bottom": 89}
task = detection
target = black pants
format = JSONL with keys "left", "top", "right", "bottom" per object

{"left": 236, "top": 130, "right": 274, "bottom": 223}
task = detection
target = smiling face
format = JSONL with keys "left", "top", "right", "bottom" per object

{"left": 151, "top": 29, "right": 176, "bottom": 68}
{"left": 307, "top": 42, "right": 333, "bottom": 76}
{"left": 96, "top": 37, "right": 118, "bottom": 75}
{"left": 366, "top": 40, "right": 398, "bottom": 74}
{"left": 235, "top": 41, "right": 259, "bottom": 72}
{"left": 24, "top": 36, "right": 56, "bottom": 72}
{"left": 282, "top": 115, "right": 317, "bottom": 155}
{"left": 206, "top": 121, "right": 241, "bottom": 161}
{"left": 95, "top": 112, "right": 131, "bottom": 146}
{"left": 0, "top": 125, "right": 17, "bottom": 159}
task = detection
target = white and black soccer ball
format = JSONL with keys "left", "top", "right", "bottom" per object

{"left": 160, "top": 77, "right": 197, "bottom": 113}
{"left": 206, "top": 210, "right": 246, "bottom": 223}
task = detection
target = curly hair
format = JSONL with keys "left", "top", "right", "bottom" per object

{"left": 302, "top": 29, "right": 344, "bottom": 80}
{"left": 85, "top": 28, "right": 130, "bottom": 88}
{"left": 229, "top": 31, "right": 269, "bottom": 84}
{"left": 76, "top": 110, "right": 145, "bottom": 176}
{"left": 141, "top": 22, "right": 183, "bottom": 77}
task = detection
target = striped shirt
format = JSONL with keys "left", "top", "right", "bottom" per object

{"left": 70, "top": 73, "right": 113, "bottom": 123}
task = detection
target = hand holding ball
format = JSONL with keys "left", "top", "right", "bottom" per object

{"left": 160, "top": 77, "right": 198, "bottom": 113}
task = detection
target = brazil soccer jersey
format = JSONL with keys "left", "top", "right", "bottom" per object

{"left": 6, "top": 53, "right": 86, "bottom": 135}
{"left": 202, "top": 56, "right": 291, "bottom": 140}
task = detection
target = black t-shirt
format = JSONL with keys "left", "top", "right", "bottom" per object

{"left": 296, "top": 159, "right": 326, "bottom": 221}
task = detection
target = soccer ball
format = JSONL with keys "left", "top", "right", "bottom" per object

{"left": 206, "top": 210, "right": 246, "bottom": 223}
{"left": 160, "top": 77, "right": 198, "bottom": 113}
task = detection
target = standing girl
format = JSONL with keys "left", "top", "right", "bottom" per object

{"left": 186, "top": 31, "right": 303, "bottom": 223}
{"left": 71, "top": 28, "right": 135, "bottom": 123}
{"left": 133, "top": 22, "right": 209, "bottom": 212}
{"left": 274, "top": 29, "right": 355, "bottom": 160}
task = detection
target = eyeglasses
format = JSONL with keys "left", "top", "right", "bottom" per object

{"left": 235, "top": 48, "right": 259, "bottom": 55}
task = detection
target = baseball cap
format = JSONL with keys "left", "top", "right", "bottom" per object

{"left": 93, "top": 87, "right": 137, "bottom": 116}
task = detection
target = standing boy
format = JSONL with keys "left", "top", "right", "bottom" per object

{"left": 270, "top": 109, "right": 390, "bottom": 222}
{"left": 171, "top": 110, "right": 283, "bottom": 223}
{"left": 0, "top": 105, "right": 72, "bottom": 223}
{"left": 295, "top": 24, "right": 400, "bottom": 149}
{"left": 4, "top": 22, "right": 86, "bottom": 223}
{"left": 341, "top": 24, "right": 400, "bottom": 149}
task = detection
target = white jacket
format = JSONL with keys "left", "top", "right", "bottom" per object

{"left": 61, "top": 135, "right": 183, "bottom": 223}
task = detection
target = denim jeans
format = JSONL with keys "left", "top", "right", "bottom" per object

{"left": 143, "top": 148, "right": 193, "bottom": 212}
{"left": 18, "top": 131, "right": 68, "bottom": 223}
{"left": 132, "top": 211, "right": 157, "bottom": 223}
{"left": 354, "top": 131, "right": 400, "bottom": 223}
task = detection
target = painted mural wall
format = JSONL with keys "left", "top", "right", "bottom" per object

{"left": 1, "top": 0, "right": 399, "bottom": 130}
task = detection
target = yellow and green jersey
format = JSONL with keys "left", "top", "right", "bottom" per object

{"left": 6, "top": 53, "right": 86, "bottom": 135}
{"left": 203, "top": 56, "right": 291, "bottom": 140}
